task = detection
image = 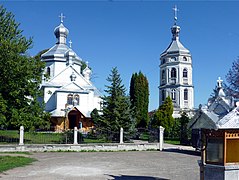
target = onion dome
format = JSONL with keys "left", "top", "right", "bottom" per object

{"left": 54, "top": 23, "right": 69, "bottom": 44}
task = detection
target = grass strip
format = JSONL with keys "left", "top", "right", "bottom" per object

{"left": 0, "top": 156, "right": 36, "bottom": 173}
{"left": 0, "top": 152, "right": 32, "bottom": 155}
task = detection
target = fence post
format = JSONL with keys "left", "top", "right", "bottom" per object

{"left": 159, "top": 126, "right": 165, "bottom": 151}
{"left": 74, "top": 127, "right": 78, "bottom": 144}
{"left": 120, "top": 127, "right": 123, "bottom": 144}
{"left": 19, "top": 126, "right": 24, "bottom": 146}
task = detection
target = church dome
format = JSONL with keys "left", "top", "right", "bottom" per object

{"left": 54, "top": 23, "right": 69, "bottom": 39}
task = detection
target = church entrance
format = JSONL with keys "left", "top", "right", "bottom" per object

{"left": 66, "top": 108, "right": 94, "bottom": 131}
{"left": 68, "top": 110, "right": 79, "bottom": 129}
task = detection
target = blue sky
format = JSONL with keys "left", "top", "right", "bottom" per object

{"left": 1, "top": 1, "right": 239, "bottom": 111}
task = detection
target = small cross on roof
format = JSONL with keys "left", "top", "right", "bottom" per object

{"left": 217, "top": 77, "right": 223, "bottom": 88}
{"left": 59, "top": 13, "right": 65, "bottom": 23}
{"left": 69, "top": 40, "right": 72, "bottom": 48}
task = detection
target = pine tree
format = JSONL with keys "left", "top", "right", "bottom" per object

{"left": 129, "top": 71, "right": 149, "bottom": 128}
{"left": 101, "top": 67, "right": 135, "bottom": 134}
{"left": 0, "top": 6, "right": 50, "bottom": 130}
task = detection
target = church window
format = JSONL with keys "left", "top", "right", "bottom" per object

{"left": 184, "top": 89, "right": 188, "bottom": 100}
{"left": 47, "top": 67, "right": 50, "bottom": 77}
{"left": 171, "top": 57, "right": 176, "bottom": 61}
{"left": 74, "top": 94, "right": 80, "bottom": 105}
{"left": 162, "top": 59, "right": 166, "bottom": 64}
{"left": 183, "top": 68, "right": 188, "bottom": 78}
{"left": 171, "top": 68, "right": 177, "bottom": 78}
{"left": 183, "top": 56, "right": 187, "bottom": 61}
{"left": 162, "top": 90, "right": 165, "bottom": 101}
{"left": 162, "top": 70, "right": 166, "bottom": 80}
{"left": 171, "top": 89, "right": 176, "bottom": 101}
{"left": 67, "top": 94, "right": 73, "bottom": 105}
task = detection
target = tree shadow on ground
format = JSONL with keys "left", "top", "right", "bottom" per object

{"left": 163, "top": 148, "right": 200, "bottom": 156}
{"left": 106, "top": 174, "right": 170, "bottom": 180}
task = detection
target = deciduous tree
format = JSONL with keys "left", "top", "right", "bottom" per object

{"left": 151, "top": 96, "right": 174, "bottom": 134}
{"left": 0, "top": 6, "right": 50, "bottom": 130}
{"left": 226, "top": 58, "right": 239, "bottom": 98}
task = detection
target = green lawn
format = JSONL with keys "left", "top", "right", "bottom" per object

{"left": 164, "top": 139, "right": 180, "bottom": 145}
{"left": 0, "top": 130, "right": 69, "bottom": 144}
{"left": 0, "top": 156, "right": 36, "bottom": 173}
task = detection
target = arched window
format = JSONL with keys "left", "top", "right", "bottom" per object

{"left": 74, "top": 94, "right": 80, "bottom": 105}
{"left": 162, "top": 70, "right": 166, "bottom": 80}
{"left": 161, "top": 90, "right": 165, "bottom": 101}
{"left": 171, "top": 68, "right": 177, "bottom": 78}
{"left": 171, "top": 89, "right": 176, "bottom": 101}
{"left": 184, "top": 89, "right": 188, "bottom": 100}
{"left": 47, "top": 67, "right": 50, "bottom": 76}
{"left": 171, "top": 57, "right": 176, "bottom": 61}
{"left": 183, "top": 68, "right": 188, "bottom": 78}
{"left": 183, "top": 56, "right": 187, "bottom": 61}
{"left": 67, "top": 94, "right": 73, "bottom": 105}
{"left": 162, "top": 59, "right": 166, "bottom": 64}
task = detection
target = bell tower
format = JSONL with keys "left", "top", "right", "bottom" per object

{"left": 159, "top": 6, "right": 194, "bottom": 117}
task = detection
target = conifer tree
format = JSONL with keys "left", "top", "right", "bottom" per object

{"left": 226, "top": 58, "right": 239, "bottom": 98}
{"left": 0, "top": 6, "right": 49, "bottom": 130}
{"left": 129, "top": 72, "right": 149, "bottom": 128}
{"left": 179, "top": 111, "right": 190, "bottom": 145}
{"left": 101, "top": 67, "right": 135, "bottom": 134}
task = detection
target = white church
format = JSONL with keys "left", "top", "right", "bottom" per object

{"left": 39, "top": 14, "right": 102, "bottom": 131}
{"left": 159, "top": 6, "right": 194, "bottom": 118}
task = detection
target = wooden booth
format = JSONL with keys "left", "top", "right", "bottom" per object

{"left": 201, "top": 129, "right": 239, "bottom": 166}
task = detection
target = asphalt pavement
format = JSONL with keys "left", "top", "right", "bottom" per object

{"left": 0, "top": 149, "right": 200, "bottom": 180}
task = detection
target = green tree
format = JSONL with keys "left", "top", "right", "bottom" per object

{"left": 100, "top": 67, "right": 135, "bottom": 135}
{"left": 151, "top": 96, "right": 174, "bottom": 134}
{"left": 179, "top": 111, "right": 190, "bottom": 145}
{"left": 130, "top": 71, "right": 149, "bottom": 128}
{"left": 0, "top": 6, "right": 50, "bottom": 130}
{"left": 90, "top": 108, "right": 101, "bottom": 128}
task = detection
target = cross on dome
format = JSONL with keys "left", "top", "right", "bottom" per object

{"left": 59, "top": 13, "right": 65, "bottom": 23}
{"left": 217, "top": 77, "right": 223, "bottom": 88}
{"left": 172, "top": 5, "right": 179, "bottom": 25}
{"left": 69, "top": 40, "right": 72, "bottom": 48}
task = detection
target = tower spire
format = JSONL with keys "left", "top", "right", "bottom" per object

{"left": 171, "top": 5, "right": 180, "bottom": 41}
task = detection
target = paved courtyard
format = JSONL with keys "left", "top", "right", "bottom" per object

{"left": 0, "top": 150, "right": 200, "bottom": 180}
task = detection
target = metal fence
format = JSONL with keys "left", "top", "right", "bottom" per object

{"left": 0, "top": 130, "right": 81, "bottom": 144}
{"left": 0, "top": 127, "right": 160, "bottom": 145}
{"left": 0, "top": 130, "right": 19, "bottom": 144}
